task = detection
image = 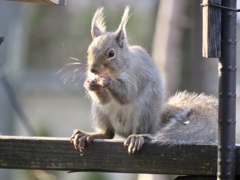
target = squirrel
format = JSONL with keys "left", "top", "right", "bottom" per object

{"left": 70, "top": 7, "right": 218, "bottom": 154}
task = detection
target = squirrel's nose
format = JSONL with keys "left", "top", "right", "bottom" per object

{"left": 90, "top": 66, "right": 99, "bottom": 74}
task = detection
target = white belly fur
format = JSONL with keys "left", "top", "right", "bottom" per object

{"left": 102, "top": 100, "right": 136, "bottom": 137}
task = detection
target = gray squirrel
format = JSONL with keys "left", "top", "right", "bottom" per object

{"left": 70, "top": 7, "right": 218, "bottom": 154}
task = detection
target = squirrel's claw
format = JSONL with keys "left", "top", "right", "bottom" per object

{"left": 124, "top": 134, "right": 145, "bottom": 154}
{"left": 70, "top": 129, "right": 94, "bottom": 152}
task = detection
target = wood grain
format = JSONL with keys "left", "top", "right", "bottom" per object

{"left": 202, "top": 0, "right": 221, "bottom": 58}
{"left": 0, "top": 136, "right": 233, "bottom": 175}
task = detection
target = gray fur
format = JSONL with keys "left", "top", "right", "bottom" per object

{"left": 91, "top": 7, "right": 106, "bottom": 38}
{"left": 71, "top": 7, "right": 218, "bottom": 153}
{"left": 156, "top": 91, "right": 218, "bottom": 144}
{"left": 86, "top": 7, "right": 164, "bottom": 138}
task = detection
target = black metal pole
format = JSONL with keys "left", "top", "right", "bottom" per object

{"left": 218, "top": 0, "right": 237, "bottom": 179}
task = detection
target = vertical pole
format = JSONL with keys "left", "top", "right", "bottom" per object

{"left": 202, "top": 0, "right": 221, "bottom": 58}
{"left": 218, "top": 0, "right": 237, "bottom": 179}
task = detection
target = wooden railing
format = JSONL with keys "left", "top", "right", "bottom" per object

{"left": 1, "top": 136, "right": 240, "bottom": 176}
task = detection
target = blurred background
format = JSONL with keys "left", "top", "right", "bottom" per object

{"left": 0, "top": 0, "right": 239, "bottom": 180}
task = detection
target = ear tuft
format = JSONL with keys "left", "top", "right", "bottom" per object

{"left": 91, "top": 7, "right": 106, "bottom": 39}
{"left": 115, "top": 6, "right": 130, "bottom": 48}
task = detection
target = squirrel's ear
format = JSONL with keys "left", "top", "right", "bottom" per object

{"left": 91, "top": 7, "right": 106, "bottom": 39}
{"left": 115, "top": 6, "right": 130, "bottom": 48}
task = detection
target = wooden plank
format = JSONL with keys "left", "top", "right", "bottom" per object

{"left": 1, "top": 136, "right": 240, "bottom": 175}
{"left": 202, "top": 0, "right": 221, "bottom": 58}
{"left": 7, "top": 0, "right": 66, "bottom": 6}
{"left": 0, "top": 136, "right": 221, "bottom": 175}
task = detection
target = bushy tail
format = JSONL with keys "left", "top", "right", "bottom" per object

{"left": 154, "top": 91, "right": 218, "bottom": 144}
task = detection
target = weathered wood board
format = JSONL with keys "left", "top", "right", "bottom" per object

{"left": 1, "top": 136, "right": 240, "bottom": 175}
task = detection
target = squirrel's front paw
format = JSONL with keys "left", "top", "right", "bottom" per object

{"left": 84, "top": 77, "right": 111, "bottom": 91}
{"left": 99, "top": 76, "right": 111, "bottom": 87}
{"left": 124, "top": 134, "right": 154, "bottom": 154}
{"left": 70, "top": 129, "right": 94, "bottom": 152}
{"left": 84, "top": 79, "right": 101, "bottom": 91}
{"left": 124, "top": 134, "right": 145, "bottom": 154}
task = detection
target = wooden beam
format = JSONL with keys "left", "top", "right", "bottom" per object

{"left": 0, "top": 136, "right": 238, "bottom": 175}
{"left": 202, "top": 0, "right": 221, "bottom": 58}
{"left": 7, "top": 0, "right": 66, "bottom": 6}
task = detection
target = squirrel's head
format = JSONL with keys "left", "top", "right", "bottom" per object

{"left": 87, "top": 7, "right": 130, "bottom": 79}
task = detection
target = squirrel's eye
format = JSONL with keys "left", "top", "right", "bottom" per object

{"left": 108, "top": 49, "right": 115, "bottom": 58}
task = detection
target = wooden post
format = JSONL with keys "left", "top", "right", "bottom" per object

{"left": 218, "top": 0, "right": 237, "bottom": 179}
{"left": 202, "top": 0, "right": 221, "bottom": 58}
